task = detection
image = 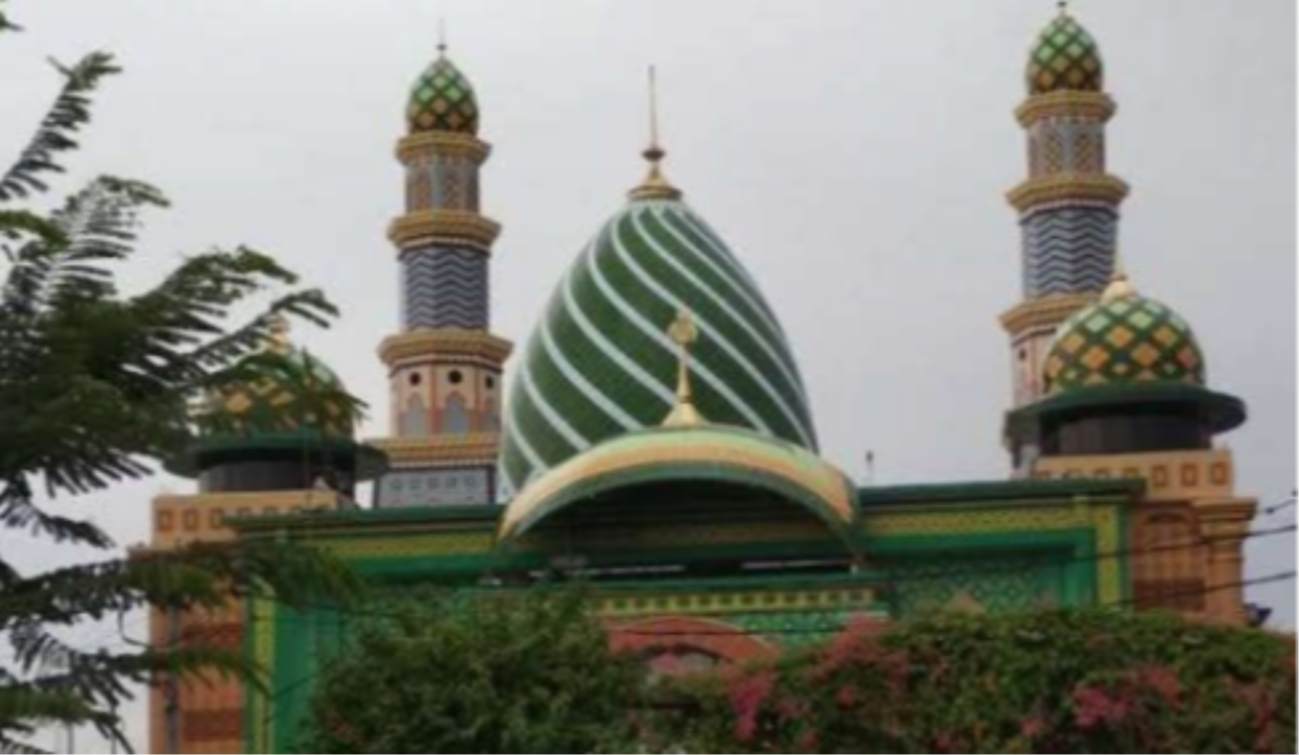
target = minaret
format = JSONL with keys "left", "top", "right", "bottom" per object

{"left": 372, "top": 33, "right": 512, "bottom": 507}
{"left": 1000, "top": 3, "right": 1128, "bottom": 412}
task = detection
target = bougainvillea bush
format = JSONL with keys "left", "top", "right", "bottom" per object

{"left": 656, "top": 609, "right": 1296, "bottom": 753}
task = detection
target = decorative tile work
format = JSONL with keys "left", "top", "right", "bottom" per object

{"left": 1021, "top": 205, "right": 1116, "bottom": 298}
{"left": 1027, "top": 13, "right": 1104, "bottom": 94}
{"left": 1044, "top": 291, "right": 1205, "bottom": 391}
{"left": 498, "top": 199, "right": 817, "bottom": 492}
{"left": 892, "top": 557, "right": 1062, "bottom": 617}
{"left": 401, "top": 246, "right": 489, "bottom": 330}
{"left": 408, "top": 56, "right": 479, "bottom": 135}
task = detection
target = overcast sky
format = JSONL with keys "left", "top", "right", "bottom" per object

{"left": 1, "top": 0, "right": 1294, "bottom": 750}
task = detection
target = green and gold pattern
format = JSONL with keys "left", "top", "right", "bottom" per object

{"left": 498, "top": 193, "right": 817, "bottom": 494}
{"left": 500, "top": 424, "right": 854, "bottom": 541}
{"left": 1044, "top": 290, "right": 1205, "bottom": 393}
{"left": 1027, "top": 13, "right": 1104, "bottom": 94}
{"left": 408, "top": 55, "right": 479, "bottom": 134}
{"left": 205, "top": 345, "right": 354, "bottom": 439}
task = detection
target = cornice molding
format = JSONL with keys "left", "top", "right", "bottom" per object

{"left": 1007, "top": 173, "right": 1129, "bottom": 213}
{"left": 389, "top": 210, "right": 501, "bottom": 253}
{"left": 369, "top": 434, "right": 501, "bottom": 466}
{"left": 1016, "top": 91, "right": 1117, "bottom": 127}
{"left": 378, "top": 328, "right": 513, "bottom": 369}
{"left": 396, "top": 131, "right": 491, "bottom": 165}
{"left": 1000, "top": 293, "right": 1094, "bottom": 335}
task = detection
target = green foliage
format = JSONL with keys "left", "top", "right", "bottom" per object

{"left": 0, "top": 8, "right": 364, "bottom": 752}
{"left": 658, "top": 609, "right": 1297, "bottom": 753}
{"left": 297, "top": 589, "right": 647, "bottom": 754}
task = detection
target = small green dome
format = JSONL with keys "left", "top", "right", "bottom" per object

{"left": 407, "top": 54, "right": 479, "bottom": 135}
{"left": 1044, "top": 277, "right": 1205, "bottom": 394}
{"left": 1027, "top": 11, "right": 1104, "bottom": 95}
{"left": 203, "top": 337, "right": 355, "bottom": 441}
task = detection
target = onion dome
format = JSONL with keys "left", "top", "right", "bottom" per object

{"left": 1044, "top": 272, "right": 1204, "bottom": 392}
{"left": 407, "top": 47, "right": 479, "bottom": 135}
{"left": 1027, "top": 6, "right": 1104, "bottom": 94}
{"left": 1018, "top": 269, "right": 1245, "bottom": 434}
{"left": 498, "top": 93, "right": 817, "bottom": 494}
{"left": 499, "top": 424, "right": 854, "bottom": 548}
{"left": 166, "top": 318, "right": 386, "bottom": 482}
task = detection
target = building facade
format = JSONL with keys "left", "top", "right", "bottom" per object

{"left": 147, "top": 8, "right": 1261, "bottom": 754}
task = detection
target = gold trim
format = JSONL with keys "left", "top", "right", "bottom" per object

{"left": 389, "top": 210, "right": 501, "bottom": 252}
{"left": 378, "top": 328, "right": 513, "bottom": 369}
{"left": 368, "top": 434, "right": 501, "bottom": 466}
{"left": 396, "top": 131, "right": 491, "bottom": 165}
{"left": 501, "top": 431, "right": 855, "bottom": 539}
{"left": 999, "top": 293, "right": 1094, "bottom": 335}
{"left": 1007, "top": 174, "right": 1129, "bottom": 213}
{"left": 1015, "top": 91, "right": 1116, "bottom": 127}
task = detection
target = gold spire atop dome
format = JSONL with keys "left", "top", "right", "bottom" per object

{"left": 662, "top": 308, "right": 705, "bottom": 427}
{"left": 629, "top": 66, "right": 683, "bottom": 201}
{"left": 1101, "top": 250, "right": 1137, "bottom": 302}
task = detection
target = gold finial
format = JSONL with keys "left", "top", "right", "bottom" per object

{"left": 1101, "top": 250, "right": 1137, "bottom": 302}
{"left": 437, "top": 18, "right": 447, "bottom": 55}
{"left": 629, "top": 65, "right": 682, "bottom": 201}
{"left": 662, "top": 308, "right": 705, "bottom": 428}
{"left": 266, "top": 313, "right": 293, "bottom": 353}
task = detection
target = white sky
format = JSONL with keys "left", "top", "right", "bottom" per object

{"left": 1, "top": 0, "right": 1294, "bottom": 750}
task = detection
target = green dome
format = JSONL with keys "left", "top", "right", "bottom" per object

{"left": 1027, "top": 12, "right": 1104, "bottom": 95}
{"left": 408, "top": 54, "right": 479, "bottom": 135}
{"left": 202, "top": 340, "right": 355, "bottom": 441}
{"left": 1044, "top": 278, "right": 1205, "bottom": 394}
{"left": 498, "top": 192, "right": 818, "bottom": 494}
{"left": 499, "top": 424, "right": 855, "bottom": 545}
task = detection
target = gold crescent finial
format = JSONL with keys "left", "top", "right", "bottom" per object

{"left": 662, "top": 308, "right": 705, "bottom": 428}
{"left": 630, "top": 65, "right": 682, "bottom": 201}
{"left": 1102, "top": 249, "right": 1137, "bottom": 302}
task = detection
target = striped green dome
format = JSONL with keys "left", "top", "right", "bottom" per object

{"left": 408, "top": 54, "right": 479, "bottom": 135}
{"left": 499, "top": 195, "right": 818, "bottom": 494}
{"left": 1027, "top": 11, "right": 1104, "bottom": 95}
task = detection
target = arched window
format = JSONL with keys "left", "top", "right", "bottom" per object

{"left": 442, "top": 393, "right": 470, "bottom": 434}
{"left": 401, "top": 394, "right": 429, "bottom": 437}
{"left": 1134, "top": 511, "right": 1205, "bottom": 612}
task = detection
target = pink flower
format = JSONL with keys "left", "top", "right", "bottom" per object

{"left": 728, "top": 671, "right": 775, "bottom": 743}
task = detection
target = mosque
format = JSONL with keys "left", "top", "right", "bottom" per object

{"left": 146, "top": 7, "right": 1262, "bottom": 753}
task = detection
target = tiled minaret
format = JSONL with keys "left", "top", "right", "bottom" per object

{"left": 372, "top": 37, "right": 512, "bottom": 507}
{"left": 1000, "top": 4, "right": 1128, "bottom": 412}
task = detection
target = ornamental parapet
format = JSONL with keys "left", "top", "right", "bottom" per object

{"left": 378, "top": 328, "right": 513, "bottom": 369}
{"left": 369, "top": 434, "right": 501, "bottom": 467}
{"left": 1016, "top": 91, "right": 1117, "bottom": 127}
{"left": 396, "top": 131, "right": 491, "bottom": 165}
{"left": 999, "top": 293, "right": 1094, "bottom": 335}
{"left": 1007, "top": 173, "right": 1128, "bottom": 213}
{"left": 389, "top": 209, "right": 501, "bottom": 252}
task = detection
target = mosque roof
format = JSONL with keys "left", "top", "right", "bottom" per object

{"left": 1021, "top": 270, "right": 1246, "bottom": 434}
{"left": 497, "top": 116, "right": 817, "bottom": 494}
{"left": 408, "top": 50, "right": 480, "bottom": 134}
{"left": 498, "top": 423, "right": 855, "bottom": 545}
{"left": 1027, "top": 8, "right": 1104, "bottom": 95}
{"left": 1044, "top": 272, "right": 1204, "bottom": 393}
